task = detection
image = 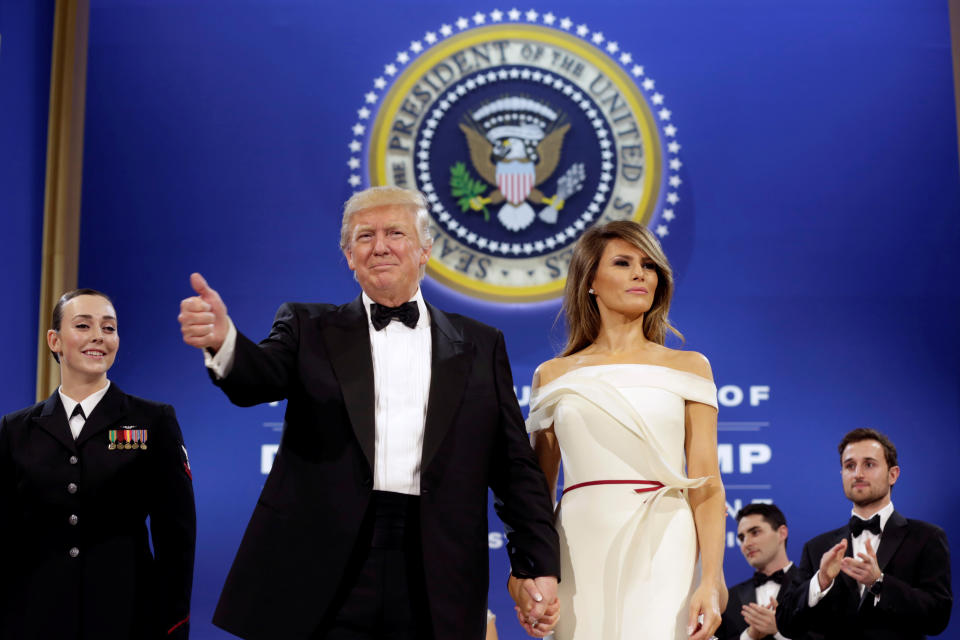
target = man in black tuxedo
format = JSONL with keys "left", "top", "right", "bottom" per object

{"left": 178, "top": 186, "right": 560, "bottom": 640}
{"left": 717, "top": 503, "right": 816, "bottom": 640}
{"left": 777, "top": 428, "right": 951, "bottom": 639}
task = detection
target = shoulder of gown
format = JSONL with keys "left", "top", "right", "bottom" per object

{"left": 525, "top": 363, "right": 717, "bottom": 433}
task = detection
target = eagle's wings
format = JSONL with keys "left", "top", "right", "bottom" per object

{"left": 534, "top": 123, "right": 571, "bottom": 185}
{"left": 459, "top": 123, "right": 497, "bottom": 185}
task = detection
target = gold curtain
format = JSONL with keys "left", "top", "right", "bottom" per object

{"left": 36, "top": 0, "right": 90, "bottom": 401}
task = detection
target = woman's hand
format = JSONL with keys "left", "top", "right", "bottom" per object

{"left": 687, "top": 581, "right": 722, "bottom": 640}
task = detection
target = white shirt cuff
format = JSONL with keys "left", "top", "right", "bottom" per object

{"left": 739, "top": 630, "right": 752, "bottom": 640}
{"left": 203, "top": 317, "right": 237, "bottom": 379}
{"left": 774, "top": 632, "right": 789, "bottom": 640}
{"left": 808, "top": 570, "right": 833, "bottom": 607}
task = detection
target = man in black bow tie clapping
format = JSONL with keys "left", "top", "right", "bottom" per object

{"left": 177, "top": 186, "right": 560, "bottom": 640}
{"left": 777, "top": 428, "right": 951, "bottom": 640}
{"left": 716, "top": 503, "right": 815, "bottom": 640}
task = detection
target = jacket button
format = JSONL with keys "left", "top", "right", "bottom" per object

{"left": 68, "top": 547, "right": 79, "bottom": 558}
{"left": 68, "top": 514, "right": 78, "bottom": 526}
{"left": 67, "top": 483, "right": 78, "bottom": 494}
{"left": 69, "top": 456, "right": 78, "bottom": 465}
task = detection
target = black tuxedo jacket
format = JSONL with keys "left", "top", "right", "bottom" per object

{"left": 210, "top": 298, "right": 560, "bottom": 640}
{"left": 777, "top": 511, "right": 951, "bottom": 639}
{"left": 717, "top": 564, "right": 821, "bottom": 640}
{"left": 0, "top": 384, "right": 196, "bottom": 640}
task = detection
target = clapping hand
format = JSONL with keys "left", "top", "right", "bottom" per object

{"left": 818, "top": 539, "right": 847, "bottom": 590}
{"left": 742, "top": 597, "right": 778, "bottom": 639}
{"left": 841, "top": 538, "right": 882, "bottom": 586}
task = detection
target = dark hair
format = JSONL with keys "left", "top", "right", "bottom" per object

{"left": 736, "top": 503, "right": 787, "bottom": 531}
{"left": 838, "top": 428, "right": 898, "bottom": 469}
{"left": 50, "top": 288, "right": 114, "bottom": 362}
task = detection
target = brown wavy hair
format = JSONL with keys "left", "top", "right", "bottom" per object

{"left": 561, "top": 221, "right": 681, "bottom": 356}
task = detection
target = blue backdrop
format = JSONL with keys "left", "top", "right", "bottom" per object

{"left": 5, "top": 1, "right": 960, "bottom": 638}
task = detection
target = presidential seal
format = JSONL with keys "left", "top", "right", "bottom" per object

{"left": 351, "top": 11, "right": 683, "bottom": 302}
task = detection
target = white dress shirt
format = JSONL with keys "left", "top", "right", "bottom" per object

{"left": 808, "top": 502, "right": 894, "bottom": 607}
{"left": 741, "top": 561, "right": 792, "bottom": 640}
{"left": 59, "top": 381, "right": 111, "bottom": 440}
{"left": 206, "top": 289, "right": 432, "bottom": 495}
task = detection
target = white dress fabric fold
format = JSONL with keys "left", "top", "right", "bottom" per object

{"left": 527, "top": 364, "right": 718, "bottom": 639}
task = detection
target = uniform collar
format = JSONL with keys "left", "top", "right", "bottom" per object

{"left": 59, "top": 380, "right": 111, "bottom": 421}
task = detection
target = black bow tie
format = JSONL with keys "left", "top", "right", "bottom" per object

{"left": 370, "top": 301, "right": 419, "bottom": 331}
{"left": 71, "top": 405, "right": 86, "bottom": 420}
{"left": 752, "top": 568, "right": 786, "bottom": 587}
{"left": 849, "top": 514, "right": 882, "bottom": 537}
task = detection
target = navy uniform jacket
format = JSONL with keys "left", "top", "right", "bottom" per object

{"left": 209, "top": 298, "right": 560, "bottom": 640}
{"left": 777, "top": 512, "right": 951, "bottom": 639}
{"left": 0, "top": 383, "right": 196, "bottom": 640}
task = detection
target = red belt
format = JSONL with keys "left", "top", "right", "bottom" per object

{"left": 561, "top": 479, "right": 664, "bottom": 496}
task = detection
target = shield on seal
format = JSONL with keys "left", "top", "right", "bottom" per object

{"left": 495, "top": 160, "right": 535, "bottom": 205}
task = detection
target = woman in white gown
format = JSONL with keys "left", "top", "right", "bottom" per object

{"left": 509, "top": 221, "right": 726, "bottom": 639}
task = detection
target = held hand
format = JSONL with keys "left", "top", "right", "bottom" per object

{"left": 513, "top": 597, "right": 559, "bottom": 638}
{"left": 840, "top": 538, "right": 883, "bottom": 586}
{"left": 686, "top": 583, "right": 721, "bottom": 640}
{"left": 178, "top": 272, "right": 230, "bottom": 352}
{"left": 818, "top": 539, "right": 847, "bottom": 590}
{"left": 742, "top": 597, "right": 778, "bottom": 638}
{"left": 508, "top": 576, "right": 559, "bottom": 637}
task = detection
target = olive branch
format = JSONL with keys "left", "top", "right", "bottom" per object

{"left": 450, "top": 162, "right": 489, "bottom": 221}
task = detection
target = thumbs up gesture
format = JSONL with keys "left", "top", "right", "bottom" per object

{"left": 178, "top": 272, "right": 230, "bottom": 352}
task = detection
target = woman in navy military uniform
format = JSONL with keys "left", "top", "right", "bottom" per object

{"left": 0, "top": 289, "right": 196, "bottom": 639}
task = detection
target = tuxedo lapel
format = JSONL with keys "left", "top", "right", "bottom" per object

{"left": 421, "top": 304, "right": 472, "bottom": 471}
{"left": 322, "top": 297, "right": 376, "bottom": 471}
{"left": 876, "top": 510, "right": 908, "bottom": 571}
{"left": 783, "top": 563, "right": 801, "bottom": 588}
{"left": 738, "top": 580, "right": 757, "bottom": 607}
{"left": 76, "top": 383, "right": 129, "bottom": 447}
{"left": 32, "top": 392, "right": 76, "bottom": 453}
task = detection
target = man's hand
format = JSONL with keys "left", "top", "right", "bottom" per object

{"left": 818, "top": 539, "right": 847, "bottom": 590}
{"left": 743, "top": 597, "right": 778, "bottom": 639}
{"left": 840, "top": 538, "right": 882, "bottom": 586}
{"left": 509, "top": 576, "right": 559, "bottom": 638}
{"left": 178, "top": 272, "right": 230, "bottom": 352}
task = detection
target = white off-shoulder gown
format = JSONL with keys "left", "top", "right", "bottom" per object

{"left": 527, "top": 364, "right": 718, "bottom": 640}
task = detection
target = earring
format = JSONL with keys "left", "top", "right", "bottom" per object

{"left": 588, "top": 288, "right": 595, "bottom": 294}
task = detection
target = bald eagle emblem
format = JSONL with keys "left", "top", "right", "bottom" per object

{"left": 454, "top": 96, "right": 585, "bottom": 232}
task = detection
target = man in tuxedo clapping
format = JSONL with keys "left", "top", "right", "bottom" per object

{"left": 717, "top": 503, "right": 818, "bottom": 640}
{"left": 777, "top": 428, "right": 951, "bottom": 639}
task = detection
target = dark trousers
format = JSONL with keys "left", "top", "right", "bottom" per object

{"left": 314, "top": 491, "right": 433, "bottom": 640}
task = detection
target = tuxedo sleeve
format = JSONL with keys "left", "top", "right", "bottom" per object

{"left": 147, "top": 404, "right": 196, "bottom": 639}
{"left": 872, "top": 523, "right": 951, "bottom": 635}
{"left": 777, "top": 539, "right": 842, "bottom": 637}
{"left": 486, "top": 331, "right": 560, "bottom": 580}
{"left": 214, "top": 303, "right": 301, "bottom": 406}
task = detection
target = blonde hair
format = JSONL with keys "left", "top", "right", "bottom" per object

{"left": 561, "top": 221, "right": 682, "bottom": 356}
{"left": 340, "top": 186, "right": 433, "bottom": 251}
